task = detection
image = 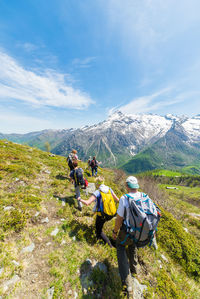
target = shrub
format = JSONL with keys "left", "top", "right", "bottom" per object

{"left": 158, "top": 209, "right": 200, "bottom": 280}
{"left": 0, "top": 209, "right": 28, "bottom": 232}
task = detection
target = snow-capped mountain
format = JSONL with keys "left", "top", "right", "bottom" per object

{"left": 1, "top": 111, "right": 200, "bottom": 172}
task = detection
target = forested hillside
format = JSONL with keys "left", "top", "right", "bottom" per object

{"left": 0, "top": 140, "right": 200, "bottom": 298}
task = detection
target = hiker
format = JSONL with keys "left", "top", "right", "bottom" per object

{"left": 112, "top": 176, "right": 161, "bottom": 298}
{"left": 67, "top": 149, "right": 81, "bottom": 171}
{"left": 69, "top": 161, "right": 84, "bottom": 211}
{"left": 90, "top": 156, "right": 100, "bottom": 177}
{"left": 87, "top": 156, "right": 92, "bottom": 170}
{"left": 78, "top": 180, "right": 119, "bottom": 247}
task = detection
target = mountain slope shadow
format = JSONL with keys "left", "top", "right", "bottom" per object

{"left": 53, "top": 194, "right": 75, "bottom": 206}
{"left": 62, "top": 219, "right": 97, "bottom": 245}
{"left": 79, "top": 259, "right": 121, "bottom": 298}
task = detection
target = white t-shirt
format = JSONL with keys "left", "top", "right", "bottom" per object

{"left": 117, "top": 191, "right": 141, "bottom": 219}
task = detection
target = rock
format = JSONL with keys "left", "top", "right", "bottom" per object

{"left": 188, "top": 213, "right": 200, "bottom": 218}
{"left": 86, "top": 259, "right": 92, "bottom": 265}
{"left": 93, "top": 262, "right": 107, "bottom": 273}
{"left": 41, "top": 217, "right": 49, "bottom": 223}
{"left": 35, "top": 211, "right": 40, "bottom": 217}
{"left": 86, "top": 183, "right": 96, "bottom": 194}
{"left": 132, "top": 277, "right": 147, "bottom": 299}
{"left": 0, "top": 267, "right": 4, "bottom": 275}
{"left": 160, "top": 254, "right": 168, "bottom": 263}
{"left": 151, "top": 236, "right": 158, "bottom": 250}
{"left": 12, "top": 260, "right": 20, "bottom": 266}
{"left": 61, "top": 240, "right": 66, "bottom": 245}
{"left": 44, "top": 170, "right": 51, "bottom": 174}
{"left": 3, "top": 206, "right": 14, "bottom": 211}
{"left": 3, "top": 275, "right": 20, "bottom": 292}
{"left": 51, "top": 228, "right": 59, "bottom": 236}
{"left": 21, "top": 243, "right": 35, "bottom": 253}
{"left": 47, "top": 286, "right": 54, "bottom": 299}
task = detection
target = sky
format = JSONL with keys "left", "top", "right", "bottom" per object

{"left": 0, "top": 0, "right": 200, "bottom": 133}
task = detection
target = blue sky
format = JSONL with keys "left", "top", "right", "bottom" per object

{"left": 0, "top": 0, "right": 200, "bottom": 133}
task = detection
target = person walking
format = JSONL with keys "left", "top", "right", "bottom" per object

{"left": 67, "top": 149, "right": 81, "bottom": 171}
{"left": 69, "top": 161, "right": 84, "bottom": 211}
{"left": 78, "top": 180, "right": 119, "bottom": 247}
{"left": 112, "top": 176, "right": 140, "bottom": 298}
{"left": 87, "top": 156, "right": 92, "bottom": 170}
{"left": 90, "top": 156, "right": 100, "bottom": 177}
{"left": 112, "top": 176, "right": 160, "bottom": 298}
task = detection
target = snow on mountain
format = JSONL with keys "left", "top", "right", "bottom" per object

{"left": 182, "top": 115, "right": 200, "bottom": 142}
{"left": 85, "top": 111, "right": 173, "bottom": 143}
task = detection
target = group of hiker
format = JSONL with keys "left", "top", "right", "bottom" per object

{"left": 66, "top": 149, "right": 161, "bottom": 298}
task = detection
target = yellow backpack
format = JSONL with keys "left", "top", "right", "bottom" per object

{"left": 97, "top": 189, "right": 117, "bottom": 217}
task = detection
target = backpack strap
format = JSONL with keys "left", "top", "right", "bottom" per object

{"left": 74, "top": 169, "right": 78, "bottom": 185}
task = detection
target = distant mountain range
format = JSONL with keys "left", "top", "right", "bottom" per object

{"left": 1, "top": 111, "right": 200, "bottom": 174}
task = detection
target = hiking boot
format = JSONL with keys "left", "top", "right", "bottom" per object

{"left": 122, "top": 285, "right": 133, "bottom": 298}
{"left": 130, "top": 265, "right": 138, "bottom": 276}
{"left": 122, "top": 284, "right": 128, "bottom": 297}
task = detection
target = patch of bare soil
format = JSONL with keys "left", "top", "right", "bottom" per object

{"left": 12, "top": 198, "right": 63, "bottom": 299}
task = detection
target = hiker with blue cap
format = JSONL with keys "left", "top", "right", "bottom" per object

{"left": 112, "top": 175, "right": 161, "bottom": 298}
{"left": 112, "top": 176, "right": 138, "bottom": 298}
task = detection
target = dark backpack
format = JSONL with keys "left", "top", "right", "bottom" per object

{"left": 67, "top": 153, "right": 75, "bottom": 168}
{"left": 122, "top": 192, "right": 161, "bottom": 248}
{"left": 74, "top": 168, "right": 85, "bottom": 186}
{"left": 90, "top": 159, "right": 97, "bottom": 168}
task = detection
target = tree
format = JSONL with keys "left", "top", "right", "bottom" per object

{"left": 44, "top": 142, "right": 50, "bottom": 152}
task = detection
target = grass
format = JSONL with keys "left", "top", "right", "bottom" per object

{"left": 0, "top": 140, "right": 200, "bottom": 298}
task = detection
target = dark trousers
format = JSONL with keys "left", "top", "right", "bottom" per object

{"left": 92, "top": 166, "right": 98, "bottom": 176}
{"left": 95, "top": 215, "right": 113, "bottom": 247}
{"left": 116, "top": 229, "right": 137, "bottom": 288}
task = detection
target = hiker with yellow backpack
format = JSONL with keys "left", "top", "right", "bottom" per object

{"left": 78, "top": 180, "right": 119, "bottom": 247}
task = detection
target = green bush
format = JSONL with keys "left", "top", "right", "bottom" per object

{"left": 0, "top": 209, "right": 28, "bottom": 232}
{"left": 155, "top": 269, "right": 187, "bottom": 298}
{"left": 158, "top": 209, "right": 200, "bottom": 280}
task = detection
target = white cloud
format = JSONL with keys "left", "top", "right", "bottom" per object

{"left": 111, "top": 87, "right": 185, "bottom": 114}
{"left": 71, "top": 56, "right": 96, "bottom": 68}
{"left": 0, "top": 50, "right": 94, "bottom": 109}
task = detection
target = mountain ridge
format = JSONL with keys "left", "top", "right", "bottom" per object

{"left": 1, "top": 111, "right": 200, "bottom": 173}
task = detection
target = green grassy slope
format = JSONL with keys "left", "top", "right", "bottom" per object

{"left": 120, "top": 135, "right": 200, "bottom": 175}
{"left": 0, "top": 140, "right": 200, "bottom": 298}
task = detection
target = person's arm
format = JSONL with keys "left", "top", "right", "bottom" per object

{"left": 112, "top": 191, "right": 119, "bottom": 202}
{"left": 112, "top": 214, "right": 123, "bottom": 240}
{"left": 69, "top": 171, "right": 74, "bottom": 183}
{"left": 79, "top": 195, "right": 96, "bottom": 206}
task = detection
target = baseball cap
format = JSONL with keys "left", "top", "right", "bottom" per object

{"left": 126, "top": 176, "right": 139, "bottom": 189}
